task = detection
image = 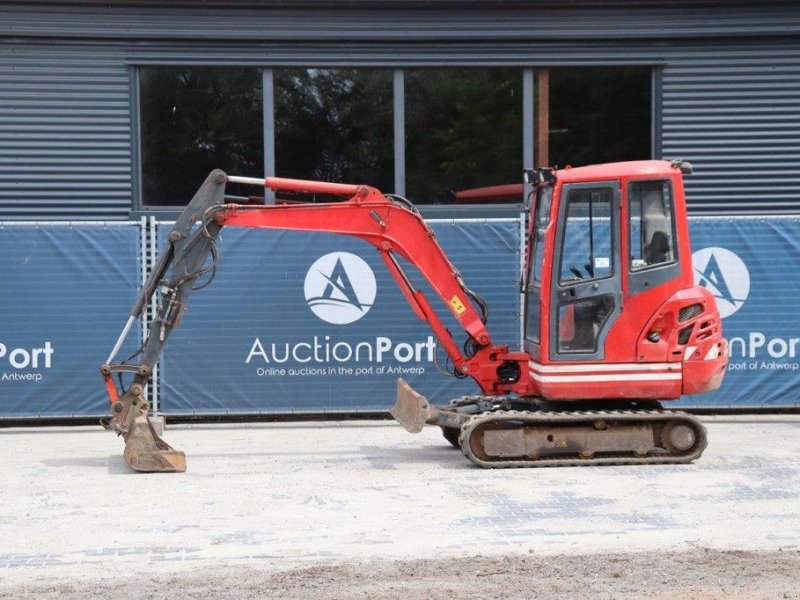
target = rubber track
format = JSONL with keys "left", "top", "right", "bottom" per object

{"left": 458, "top": 409, "right": 708, "bottom": 468}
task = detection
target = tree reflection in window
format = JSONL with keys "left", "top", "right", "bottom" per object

{"left": 140, "top": 67, "right": 263, "bottom": 206}
{"left": 274, "top": 69, "right": 394, "bottom": 196}
{"left": 549, "top": 67, "right": 651, "bottom": 168}
{"left": 405, "top": 69, "right": 523, "bottom": 204}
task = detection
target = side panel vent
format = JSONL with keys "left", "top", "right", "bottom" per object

{"left": 678, "top": 324, "right": 694, "bottom": 345}
{"left": 678, "top": 303, "right": 703, "bottom": 323}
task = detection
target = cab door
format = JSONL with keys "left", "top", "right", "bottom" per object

{"left": 549, "top": 181, "right": 622, "bottom": 361}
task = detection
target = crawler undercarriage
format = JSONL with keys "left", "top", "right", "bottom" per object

{"left": 392, "top": 379, "right": 707, "bottom": 468}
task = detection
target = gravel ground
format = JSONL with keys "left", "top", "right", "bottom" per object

{"left": 1, "top": 417, "right": 798, "bottom": 597}
{"left": 3, "top": 549, "right": 799, "bottom": 599}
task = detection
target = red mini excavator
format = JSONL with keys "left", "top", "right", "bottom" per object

{"left": 100, "top": 160, "right": 728, "bottom": 472}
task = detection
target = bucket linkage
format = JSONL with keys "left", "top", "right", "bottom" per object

{"left": 100, "top": 385, "right": 185, "bottom": 473}
{"left": 100, "top": 170, "right": 228, "bottom": 473}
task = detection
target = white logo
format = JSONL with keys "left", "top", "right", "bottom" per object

{"left": 692, "top": 247, "right": 750, "bottom": 319}
{"left": 304, "top": 252, "right": 377, "bottom": 325}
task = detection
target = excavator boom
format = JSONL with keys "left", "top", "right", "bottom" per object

{"left": 100, "top": 170, "right": 528, "bottom": 471}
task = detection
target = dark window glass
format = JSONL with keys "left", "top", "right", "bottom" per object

{"left": 549, "top": 67, "right": 651, "bottom": 168}
{"left": 406, "top": 69, "right": 523, "bottom": 204}
{"left": 140, "top": 67, "right": 263, "bottom": 206}
{"left": 629, "top": 180, "right": 676, "bottom": 270}
{"left": 274, "top": 69, "right": 394, "bottom": 195}
{"left": 558, "top": 295, "right": 614, "bottom": 353}
{"left": 532, "top": 186, "right": 553, "bottom": 283}
{"left": 525, "top": 186, "right": 554, "bottom": 344}
{"left": 559, "top": 187, "right": 614, "bottom": 284}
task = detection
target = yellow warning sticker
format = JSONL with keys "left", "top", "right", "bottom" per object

{"left": 449, "top": 295, "right": 467, "bottom": 315}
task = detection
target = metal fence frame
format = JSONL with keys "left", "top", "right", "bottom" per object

{"left": 0, "top": 218, "right": 145, "bottom": 418}
{"left": 150, "top": 216, "right": 526, "bottom": 415}
{"left": 2, "top": 213, "right": 799, "bottom": 418}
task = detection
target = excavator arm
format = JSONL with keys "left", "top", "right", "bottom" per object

{"left": 100, "top": 170, "right": 528, "bottom": 472}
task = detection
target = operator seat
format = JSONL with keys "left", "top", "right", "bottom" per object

{"left": 644, "top": 230, "right": 671, "bottom": 265}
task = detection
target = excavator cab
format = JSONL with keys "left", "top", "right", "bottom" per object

{"left": 523, "top": 160, "right": 726, "bottom": 402}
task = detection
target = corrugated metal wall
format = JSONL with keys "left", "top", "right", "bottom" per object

{"left": 0, "top": 45, "right": 131, "bottom": 219}
{"left": 662, "top": 46, "right": 800, "bottom": 214}
{"left": 2, "top": 2, "right": 799, "bottom": 41}
{"left": 0, "top": 2, "right": 798, "bottom": 218}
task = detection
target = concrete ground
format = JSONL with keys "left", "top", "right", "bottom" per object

{"left": 0, "top": 415, "right": 799, "bottom": 597}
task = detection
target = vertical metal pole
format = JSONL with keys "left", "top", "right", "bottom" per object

{"left": 149, "top": 216, "right": 160, "bottom": 414}
{"left": 521, "top": 69, "right": 535, "bottom": 351}
{"left": 535, "top": 68, "right": 550, "bottom": 168}
{"left": 393, "top": 69, "right": 406, "bottom": 196}
{"left": 138, "top": 216, "right": 148, "bottom": 324}
{"left": 139, "top": 216, "right": 149, "bottom": 402}
{"left": 130, "top": 67, "right": 142, "bottom": 210}
{"left": 263, "top": 69, "right": 276, "bottom": 204}
{"left": 651, "top": 66, "right": 663, "bottom": 160}
{"left": 518, "top": 214, "right": 526, "bottom": 351}
{"left": 523, "top": 69, "right": 535, "bottom": 170}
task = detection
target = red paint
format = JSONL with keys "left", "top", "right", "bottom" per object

{"left": 213, "top": 161, "right": 727, "bottom": 403}
{"left": 105, "top": 161, "right": 726, "bottom": 407}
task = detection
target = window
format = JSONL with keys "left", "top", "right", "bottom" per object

{"left": 557, "top": 295, "right": 615, "bottom": 353}
{"left": 525, "top": 186, "right": 553, "bottom": 344}
{"left": 274, "top": 69, "right": 394, "bottom": 194}
{"left": 549, "top": 67, "right": 651, "bottom": 168}
{"left": 531, "top": 187, "right": 553, "bottom": 283}
{"left": 405, "top": 68, "right": 523, "bottom": 204}
{"left": 137, "top": 66, "right": 652, "bottom": 210}
{"left": 559, "top": 187, "right": 614, "bottom": 284}
{"left": 556, "top": 185, "right": 618, "bottom": 355}
{"left": 629, "top": 180, "right": 676, "bottom": 270}
{"left": 139, "top": 67, "right": 263, "bottom": 206}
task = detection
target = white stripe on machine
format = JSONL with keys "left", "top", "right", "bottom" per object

{"left": 528, "top": 371, "right": 682, "bottom": 383}
{"left": 528, "top": 361, "right": 680, "bottom": 373}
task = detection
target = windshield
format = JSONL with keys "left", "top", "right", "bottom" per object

{"left": 531, "top": 186, "right": 553, "bottom": 282}
{"left": 525, "top": 185, "right": 553, "bottom": 345}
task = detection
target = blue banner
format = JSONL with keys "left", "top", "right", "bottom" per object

{"left": 0, "top": 224, "right": 141, "bottom": 417}
{"left": 0, "top": 216, "right": 793, "bottom": 418}
{"left": 677, "top": 217, "right": 800, "bottom": 408}
{"left": 158, "top": 220, "right": 521, "bottom": 414}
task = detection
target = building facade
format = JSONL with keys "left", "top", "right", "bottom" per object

{"left": 0, "top": 0, "right": 799, "bottom": 219}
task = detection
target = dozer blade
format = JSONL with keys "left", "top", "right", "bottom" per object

{"left": 390, "top": 378, "right": 431, "bottom": 433}
{"left": 122, "top": 412, "right": 186, "bottom": 473}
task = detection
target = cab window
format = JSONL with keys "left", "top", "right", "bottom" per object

{"left": 531, "top": 186, "right": 553, "bottom": 282}
{"left": 525, "top": 186, "right": 553, "bottom": 344}
{"left": 628, "top": 180, "right": 676, "bottom": 270}
{"left": 559, "top": 187, "right": 613, "bottom": 285}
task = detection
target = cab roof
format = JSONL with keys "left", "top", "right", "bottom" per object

{"left": 555, "top": 160, "right": 681, "bottom": 184}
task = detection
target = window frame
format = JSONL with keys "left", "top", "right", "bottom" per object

{"left": 625, "top": 177, "right": 682, "bottom": 296}
{"left": 556, "top": 186, "right": 616, "bottom": 287}
{"left": 132, "top": 65, "right": 533, "bottom": 215}
{"left": 626, "top": 177, "right": 679, "bottom": 272}
{"left": 524, "top": 184, "right": 554, "bottom": 345}
{"left": 131, "top": 65, "right": 655, "bottom": 216}
{"left": 134, "top": 65, "right": 266, "bottom": 210}
{"left": 549, "top": 180, "right": 623, "bottom": 361}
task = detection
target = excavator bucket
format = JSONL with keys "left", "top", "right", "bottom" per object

{"left": 101, "top": 389, "right": 186, "bottom": 473}
{"left": 122, "top": 412, "right": 186, "bottom": 473}
{"left": 390, "top": 378, "right": 432, "bottom": 433}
